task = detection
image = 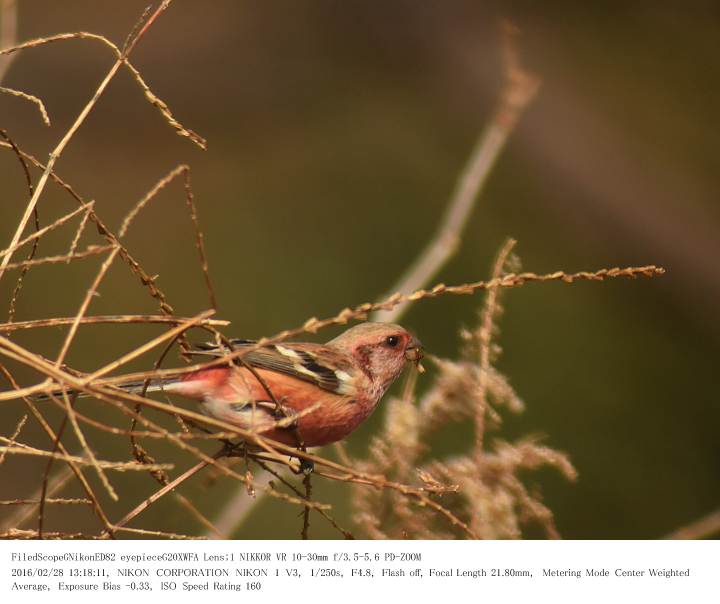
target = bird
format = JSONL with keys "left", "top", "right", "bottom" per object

{"left": 58, "top": 322, "right": 423, "bottom": 449}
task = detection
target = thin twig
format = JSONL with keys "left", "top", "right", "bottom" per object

{"left": 0, "top": 498, "right": 91, "bottom": 505}
{"left": 0, "top": 364, "right": 116, "bottom": 538}
{"left": 0, "top": 86, "right": 50, "bottom": 125}
{"left": 0, "top": 245, "right": 115, "bottom": 272}
{"left": 0, "top": 444, "right": 174, "bottom": 471}
{"left": 108, "top": 454, "right": 217, "bottom": 535}
{"left": 67, "top": 203, "right": 93, "bottom": 258}
{"left": 52, "top": 391, "right": 118, "bottom": 501}
{"left": 1, "top": 529, "right": 98, "bottom": 539}
{"left": 119, "top": 165, "right": 217, "bottom": 308}
{"left": 0, "top": 202, "right": 93, "bottom": 261}
{"left": 0, "top": 129, "right": 40, "bottom": 326}
{"left": 301, "top": 473, "right": 312, "bottom": 540}
{"left": 254, "top": 458, "right": 354, "bottom": 540}
{"left": 79, "top": 309, "right": 215, "bottom": 384}
{"left": 0, "top": 314, "right": 228, "bottom": 333}
{"left": 0, "top": 413, "right": 26, "bottom": 465}
{"left": 119, "top": 165, "right": 186, "bottom": 237}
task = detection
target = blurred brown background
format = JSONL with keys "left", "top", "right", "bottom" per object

{"left": 0, "top": 1, "right": 718, "bottom": 539}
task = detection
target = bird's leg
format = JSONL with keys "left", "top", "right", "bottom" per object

{"left": 221, "top": 440, "right": 247, "bottom": 458}
{"left": 298, "top": 453, "right": 314, "bottom": 475}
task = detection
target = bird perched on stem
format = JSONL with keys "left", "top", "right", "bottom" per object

{"left": 92, "top": 322, "right": 423, "bottom": 448}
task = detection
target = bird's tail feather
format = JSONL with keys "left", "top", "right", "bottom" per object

{"left": 33, "top": 377, "right": 178, "bottom": 401}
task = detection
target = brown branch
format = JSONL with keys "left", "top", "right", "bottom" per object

{"left": 108, "top": 455, "right": 217, "bottom": 535}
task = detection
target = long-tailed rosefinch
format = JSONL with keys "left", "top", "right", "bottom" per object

{"left": 105, "top": 322, "right": 422, "bottom": 447}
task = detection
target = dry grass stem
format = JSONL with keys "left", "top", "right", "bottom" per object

{"left": 0, "top": 412, "right": 26, "bottom": 465}
{"left": 0, "top": 86, "right": 50, "bottom": 125}
{"left": 0, "top": 444, "right": 174, "bottom": 472}
{"left": 0, "top": 202, "right": 94, "bottom": 261}
{"left": 1, "top": 245, "right": 115, "bottom": 272}
{"left": 0, "top": 314, "right": 228, "bottom": 333}
{"left": 0, "top": 498, "right": 91, "bottom": 506}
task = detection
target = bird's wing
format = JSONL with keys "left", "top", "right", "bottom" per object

{"left": 189, "top": 339, "right": 357, "bottom": 396}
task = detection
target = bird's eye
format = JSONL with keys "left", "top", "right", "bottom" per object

{"left": 385, "top": 335, "right": 400, "bottom": 347}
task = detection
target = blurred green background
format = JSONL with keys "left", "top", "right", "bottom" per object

{"left": 0, "top": 1, "right": 718, "bottom": 539}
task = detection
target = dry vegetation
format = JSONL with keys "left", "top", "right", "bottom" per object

{"left": 0, "top": 2, "right": 668, "bottom": 540}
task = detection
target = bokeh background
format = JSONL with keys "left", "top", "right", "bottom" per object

{"left": 0, "top": 1, "right": 718, "bottom": 539}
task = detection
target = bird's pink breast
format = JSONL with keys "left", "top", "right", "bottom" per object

{"left": 172, "top": 367, "right": 376, "bottom": 447}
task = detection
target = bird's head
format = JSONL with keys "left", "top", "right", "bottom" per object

{"left": 327, "top": 322, "right": 423, "bottom": 391}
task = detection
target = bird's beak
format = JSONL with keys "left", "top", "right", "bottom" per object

{"left": 404, "top": 335, "right": 424, "bottom": 363}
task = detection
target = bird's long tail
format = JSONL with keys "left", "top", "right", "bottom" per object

{"left": 33, "top": 376, "right": 181, "bottom": 401}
